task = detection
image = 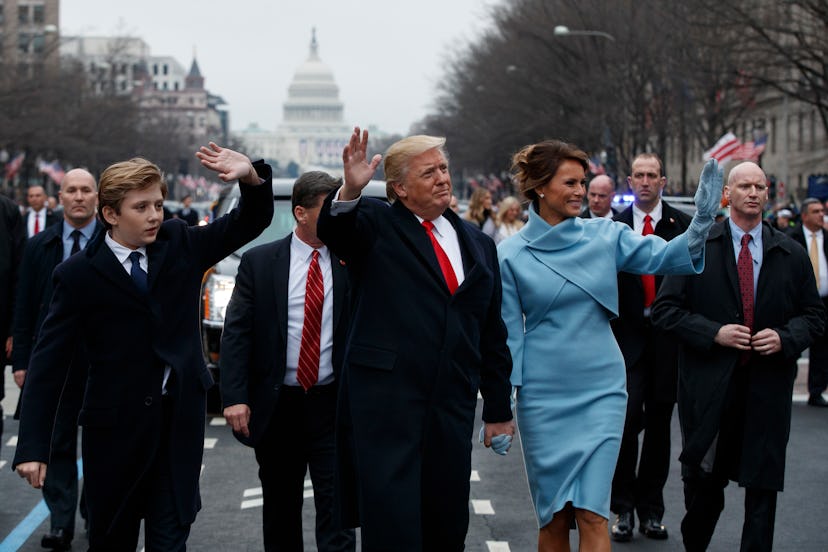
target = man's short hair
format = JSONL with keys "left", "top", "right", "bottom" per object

{"left": 631, "top": 152, "right": 664, "bottom": 176}
{"left": 800, "top": 197, "right": 821, "bottom": 214}
{"left": 384, "top": 135, "right": 447, "bottom": 202}
{"left": 99, "top": 158, "right": 167, "bottom": 230}
{"left": 291, "top": 171, "right": 341, "bottom": 218}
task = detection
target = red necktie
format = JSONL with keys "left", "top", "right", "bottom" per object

{"left": 297, "top": 250, "right": 323, "bottom": 390}
{"left": 641, "top": 214, "right": 656, "bottom": 307}
{"left": 737, "top": 234, "right": 754, "bottom": 365}
{"left": 737, "top": 234, "right": 754, "bottom": 331}
{"left": 422, "top": 220, "right": 459, "bottom": 294}
{"left": 33, "top": 214, "right": 40, "bottom": 235}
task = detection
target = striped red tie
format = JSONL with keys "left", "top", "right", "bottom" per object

{"left": 297, "top": 250, "right": 323, "bottom": 390}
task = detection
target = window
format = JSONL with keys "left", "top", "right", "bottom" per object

{"left": 163, "top": 64, "right": 168, "bottom": 75}
{"left": 18, "top": 33, "right": 30, "bottom": 54}
{"left": 32, "top": 4, "right": 44, "bottom": 23}
{"left": 31, "top": 33, "right": 45, "bottom": 53}
{"left": 0, "top": 5, "right": 5, "bottom": 25}
{"left": 18, "top": 5, "right": 28, "bottom": 24}
{"left": 153, "top": 63, "right": 158, "bottom": 75}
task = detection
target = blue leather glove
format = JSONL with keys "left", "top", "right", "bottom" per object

{"left": 478, "top": 425, "right": 513, "bottom": 456}
{"left": 687, "top": 159, "right": 724, "bottom": 257}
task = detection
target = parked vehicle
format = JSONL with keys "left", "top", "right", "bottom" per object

{"left": 200, "top": 178, "right": 388, "bottom": 410}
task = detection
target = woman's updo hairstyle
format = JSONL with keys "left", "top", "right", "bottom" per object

{"left": 511, "top": 140, "right": 589, "bottom": 207}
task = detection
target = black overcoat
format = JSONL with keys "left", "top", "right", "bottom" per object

{"left": 651, "top": 220, "right": 825, "bottom": 490}
{"left": 12, "top": 169, "right": 273, "bottom": 533}
{"left": 317, "top": 194, "right": 512, "bottom": 549}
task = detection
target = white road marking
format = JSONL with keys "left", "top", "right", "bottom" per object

{"left": 304, "top": 479, "right": 312, "bottom": 488}
{"left": 792, "top": 393, "right": 809, "bottom": 403}
{"left": 486, "top": 541, "right": 511, "bottom": 552}
{"left": 203, "top": 438, "right": 218, "bottom": 449}
{"left": 243, "top": 487, "right": 263, "bottom": 498}
{"left": 303, "top": 489, "right": 314, "bottom": 498}
{"left": 477, "top": 391, "right": 483, "bottom": 400}
{"left": 0, "top": 460, "right": 6, "bottom": 470}
{"left": 6, "top": 436, "right": 18, "bottom": 447}
{"left": 241, "top": 497, "right": 263, "bottom": 510}
{"left": 209, "top": 417, "right": 227, "bottom": 426}
{"left": 470, "top": 470, "right": 480, "bottom": 481}
{"left": 200, "top": 464, "right": 205, "bottom": 477}
{"left": 471, "top": 499, "right": 495, "bottom": 515}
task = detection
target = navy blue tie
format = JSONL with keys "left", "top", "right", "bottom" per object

{"left": 129, "top": 251, "right": 148, "bottom": 294}
{"left": 70, "top": 230, "right": 82, "bottom": 256}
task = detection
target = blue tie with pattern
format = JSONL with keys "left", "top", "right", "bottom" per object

{"left": 129, "top": 251, "right": 148, "bottom": 294}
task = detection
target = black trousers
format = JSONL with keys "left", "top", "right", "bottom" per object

{"left": 87, "top": 396, "right": 190, "bottom": 551}
{"left": 611, "top": 346, "right": 674, "bottom": 521}
{"left": 681, "top": 469, "right": 777, "bottom": 552}
{"left": 807, "top": 326, "right": 828, "bottom": 395}
{"left": 254, "top": 383, "right": 355, "bottom": 552}
{"left": 44, "top": 367, "right": 86, "bottom": 533}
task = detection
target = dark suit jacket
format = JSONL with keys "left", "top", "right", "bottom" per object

{"left": 12, "top": 166, "right": 273, "bottom": 534}
{"left": 11, "top": 219, "right": 104, "bottom": 419}
{"left": 26, "top": 209, "right": 59, "bottom": 237}
{"left": 652, "top": 220, "right": 825, "bottom": 490}
{"left": 0, "top": 195, "right": 25, "bottom": 400}
{"left": 317, "top": 194, "right": 512, "bottom": 536}
{"left": 13, "top": 220, "right": 103, "bottom": 373}
{"left": 611, "top": 200, "right": 692, "bottom": 399}
{"left": 219, "top": 233, "right": 348, "bottom": 447}
{"left": 579, "top": 206, "right": 618, "bottom": 219}
{"left": 176, "top": 208, "right": 200, "bottom": 226}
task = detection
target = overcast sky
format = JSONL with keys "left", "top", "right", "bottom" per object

{"left": 61, "top": 0, "right": 499, "bottom": 136}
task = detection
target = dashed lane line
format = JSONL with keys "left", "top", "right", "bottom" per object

{"left": 471, "top": 499, "right": 495, "bottom": 515}
{"left": 203, "top": 438, "right": 218, "bottom": 449}
{"left": 486, "top": 541, "right": 511, "bottom": 551}
{"left": 5, "top": 436, "right": 17, "bottom": 447}
{"left": 209, "top": 417, "right": 226, "bottom": 426}
{"left": 470, "top": 470, "right": 480, "bottom": 481}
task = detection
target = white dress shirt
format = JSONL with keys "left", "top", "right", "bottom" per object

{"left": 284, "top": 232, "right": 335, "bottom": 387}
{"left": 632, "top": 200, "right": 663, "bottom": 233}
{"left": 27, "top": 208, "right": 48, "bottom": 237}
{"left": 802, "top": 226, "right": 828, "bottom": 296}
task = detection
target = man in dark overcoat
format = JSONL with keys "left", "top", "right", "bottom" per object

{"left": 13, "top": 144, "right": 272, "bottom": 550}
{"left": 651, "top": 161, "right": 825, "bottom": 551}
{"left": 317, "top": 128, "right": 514, "bottom": 551}
{"left": 610, "top": 153, "right": 691, "bottom": 541}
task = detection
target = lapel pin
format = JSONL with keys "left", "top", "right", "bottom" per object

{"left": 339, "top": 260, "right": 346, "bottom": 266}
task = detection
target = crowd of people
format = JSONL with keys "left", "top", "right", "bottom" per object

{"left": 1, "top": 129, "right": 824, "bottom": 552}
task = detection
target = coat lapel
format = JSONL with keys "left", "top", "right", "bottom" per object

{"left": 85, "top": 231, "right": 145, "bottom": 299}
{"left": 273, "top": 236, "right": 291, "bottom": 345}
{"left": 146, "top": 239, "right": 168, "bottom": 292}
{"left": 389, "top": 201, "right": 451, "bottom": 294}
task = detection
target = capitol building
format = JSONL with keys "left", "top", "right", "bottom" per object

{"left": 237, "top": 30, "right": 351, "bottom": 176}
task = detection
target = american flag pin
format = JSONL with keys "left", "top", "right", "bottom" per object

{"left": 339, "top": 260, "right": 346, "bottom": 266}
{"left": 669, "top": 218, "right": 675, "bottom": 223}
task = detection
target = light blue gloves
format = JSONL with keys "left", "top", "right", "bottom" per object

{"left": 478, "top": 425, "right": 513, "bottom": 455}
{"left": 687, "top": 158, "right": 725, "bottom": 258}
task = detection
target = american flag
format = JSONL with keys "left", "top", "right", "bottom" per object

{"left": 38, "top": 160, "right": 65, "bottom": 184}
{"left": 703, "top": 132, "right": 742, "bottom": 163}
{"left": 588, "top": 156, "right": 605, "bottom": 175}
{"left": 5, "top": 152, "right": 25, "bottom": 179}
{"left": 732, "top": 134, "right": 768, "bottom": 162}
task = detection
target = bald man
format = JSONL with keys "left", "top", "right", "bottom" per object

{"left": 652, "top": 161, "right": 825, "bottom": 551}
{"left": 580, "top": 174, "right": 617, "bottom": 219}
{"left": 13, "top": 169, "right": 101, "bottom": 549}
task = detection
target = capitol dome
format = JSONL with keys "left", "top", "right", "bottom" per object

{"left": 283, "top": 29, "right": 345, "bottom": 124}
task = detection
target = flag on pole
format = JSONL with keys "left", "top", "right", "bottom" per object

{"left": 5, "top": 152, "right": 25, "bottom": 179}
{"left": 703, "top": 132, "right": 742, "bottom": 163}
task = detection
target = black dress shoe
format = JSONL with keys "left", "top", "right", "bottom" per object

{"left": 41, "top": 528, "right": 72, "bottom": 550}
{"left": 639, "top": 517, "right": 669, "bottom": 540}
{"left": 808, "top": 394, "right": 828, "bottom": 407}
{"left": 611, "top": 511, "right": 634, "bottom": 542}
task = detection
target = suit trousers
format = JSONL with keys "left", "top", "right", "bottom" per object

{"left": 254, "top": 383, "right": 355, "bottom": 552}
{"left": 807, "top": 309, "right": 828, "bottom": 395}
{"left": 43, "top": 365, "right": 87, "bottom": 532}
{"left": 611, "top": 340, "right": 674, "bottom": 520}
{"left": 681, "top": 469, "right": 777, "bottom": 552}
{"left": 87, "top": 396, "right": 190, "bottom": 551}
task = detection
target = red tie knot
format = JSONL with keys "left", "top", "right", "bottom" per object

{"left": 741, "top": 233, "right": 752, "bottom": 247}
{"left": 644, "top": 214, "right": 652, "bottom": 223}
{"left": 422, "top": 220, "right": 435, "bottom": 232}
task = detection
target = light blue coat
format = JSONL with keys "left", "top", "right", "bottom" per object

{"left": 497, "top": 206, "right": 703, "bottom": 523}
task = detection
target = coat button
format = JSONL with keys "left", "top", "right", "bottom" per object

{"left": 144, "top": 396, "right": 153, "bottom": 406}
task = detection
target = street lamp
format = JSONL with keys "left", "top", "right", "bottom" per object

{"left": 553, "top": 25, "right": 616, "bottom": 42}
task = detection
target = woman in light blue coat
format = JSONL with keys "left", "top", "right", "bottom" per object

{"left": 498, "top": 140, "right": 722, "bottom": 551}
